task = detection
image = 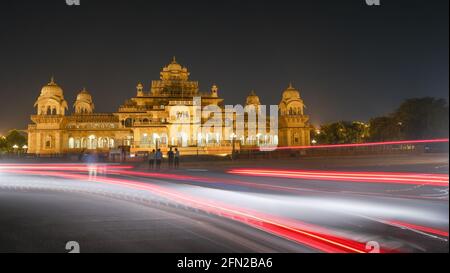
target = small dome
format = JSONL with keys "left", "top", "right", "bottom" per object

{"left": 282, "top": 83, "right": 301, "bottom": 101}
{"left": 76, "top": 88, "right": 92, "bottom": 101}
{"left": 246, "top": 90, "right": 261, "bottom": 106}
{"left": 40, "top": 77, "right": 64, "bottom": 97}
{"left": 74, "top": 87, "right": 94, "bottom": 114}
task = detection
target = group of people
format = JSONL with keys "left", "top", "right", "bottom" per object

{"left": 148, "top": 147, "right": 180, "bottom": 170}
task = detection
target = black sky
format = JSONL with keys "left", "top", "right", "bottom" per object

{"left": 0, "top": 0, "right": 448, "bottom": 134}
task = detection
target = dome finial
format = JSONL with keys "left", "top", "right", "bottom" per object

{"left": 288, "top": 82, "right": 294, "bottom": 89}
{"left": 172, "top": 56, "right": 177, "bottom": 63}
{"left": 50, "top": 75, "right": 55, "bottom": 85}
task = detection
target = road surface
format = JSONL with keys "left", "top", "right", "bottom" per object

{"left": 0, "top": 154, "right": 448, "bottom": 253}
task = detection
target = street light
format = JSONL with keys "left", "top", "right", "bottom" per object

{"left": 230, "top": 133, "right": 237, "bottom": 160}
{"left": 311, "top": 139, "right": 317, "bottom": 145}
{"left": 12, "top": 144, "right": 19, "bottom": 157}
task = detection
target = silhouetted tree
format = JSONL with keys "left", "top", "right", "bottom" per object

{"left": 5, "top": 129, "right": 27, "bottom": 150}
{"left": 368, "top": 116, "right": 401, "bottom": 141}
{"left": 0, "top": 136, "right": 7, "bottom": 152}
{"left": 314, "top": 121, "right": 369, "bottom": 144}
{"left": 393, "top": 97, "right": 449, "bottom": 140}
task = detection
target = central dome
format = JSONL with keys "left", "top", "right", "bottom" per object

{"left": 160, "top": 56, "right": 190, "bottom": 81}
{"left": 40, "top": 77, "right": 64, "bottom": 97}
{"left": 167, "top": 56, "right": 182, "bottom": 71}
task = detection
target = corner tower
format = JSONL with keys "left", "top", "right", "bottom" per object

{"left": 278, "top": 83, "right": 310, "bottom": 146}
{"left": 28, "top": 77, "right": 68, "bottom": 154}
{"left": 34, "top": 77, "right": 68, "bottom": 115}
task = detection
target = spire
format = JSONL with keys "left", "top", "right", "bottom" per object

{"left": 288, "top": 82, "right": 294, "bottom": 89}
{"left": 136, "top": 82, "right": 144, "bottom": 96}
{"left": 49, "top": 75, "right": 56, "bottom": 85}
{"left": 249, "top": 90, "right": 256, "bottom": 96}
{"left": 172, "top": 56, "right": 177, "bottom": 63}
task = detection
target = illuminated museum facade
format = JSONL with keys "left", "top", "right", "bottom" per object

{"left": 27, "top": 58, "right": 311, "bottom": 155}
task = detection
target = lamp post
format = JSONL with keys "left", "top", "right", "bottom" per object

{"left": 12, "top": 144, "right": 19, "bottom": 157}
{"left": 230, "top": 133, "right": 236, "bottom": 160}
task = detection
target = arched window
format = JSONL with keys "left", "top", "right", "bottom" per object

{"left": 45, "top": 135, "right": 53, "bottom": 149}
{"left": 274, "top": 135, "right": 279, "bottom": 145}
{"left": 88, "top": 135, "right": 97, "bottom": 149}
{"left": 52, "top": 108, "right": 57, "bottom": 115}
{"left": 109, "top": 139, "right": 115, "bottom": 148}
{"left": 161, "top": 133, "right": 167, "bottom": 145}
{"left": 81, "top": 138, "right": 87, "bottom": 148}
{"left": 124, "top": 118, "right": 133, "bottom": 127}
{"left": 75, "top": 138, "right": 81, "bottom": 148}
{"left": 152, "top": 133, "right": 160, "bottom": 146}
{"left": 47, "top": 106, "right": 52, "bottom": 115}
{"left": 68, "top": 137, "right": 75, "bottom": 149}
{"left": 99, "top": 137, "right": 108, "bottom": 148}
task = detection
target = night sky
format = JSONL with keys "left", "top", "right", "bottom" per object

{"left": 0, "top": 0, "right": 448, "bottom": 134}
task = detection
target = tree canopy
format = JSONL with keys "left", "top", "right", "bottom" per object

{"left": 312, "top": 97, "right": 449, "bottom": 144}
{"left": 369, "top": 97, "right": 449, "bottom": 141}
{"left": 0, "top": 129, "right": 27, "bottom": 152}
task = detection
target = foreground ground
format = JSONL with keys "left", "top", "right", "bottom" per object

{"left": 0, "top": 153, "right": 448, "bottom": 253}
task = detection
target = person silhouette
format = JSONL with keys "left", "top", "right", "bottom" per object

{"left": 174, "top": 148, "right": 180, "bottom": 169}
{"left": 155, "top": 149, "right": 162, "bottom": 170}
{"left": 167, "top": 147, "right": 174, "bottom": 169}
{"left": 148, "top": 149, "right": 155, "bottom": 170}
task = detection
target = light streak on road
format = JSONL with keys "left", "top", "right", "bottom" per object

{"left": 0, "top": 164, "right": 133, "bottom": 171}
{"left": 386, "top": 220, "right": 449, "bottom": 237}
{"left": 1, "top": 168, "right": 381, "bottom": 253}
{"left": 2, "top": 162, "right": 448, "bottom": 252}
{"left": 272, "top": 138, "right": 449, "bottom": 150}
{"left": 228, "top": 169, "right": 449, "bottom": 187}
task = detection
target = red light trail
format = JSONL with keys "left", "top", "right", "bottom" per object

{"left": 386, "top": 220, "right": 449, "bottom": 237}
{"left": 271, "top": 138, "right": 449, "bottom": 151}
{"left": 2, "top": 168, "right": 380, "bottom": 253}
{"left": 0, "top": 164, "right": 133, "bottom": 171}
{"left": 228, "top": 169, "right": 449, "bottom": 187}
{"left": 1, "top": 163, "right": 447, "bottom": 252}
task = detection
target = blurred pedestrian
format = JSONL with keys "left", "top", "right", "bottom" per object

{"left": 148, "top": 149, "right": 155, "bottom": 170}
{"left": 155, "top": 149, "right": 162, "bottom": 170}
{"left": 174, "top": 148, "right": 180, "bottom": 169}
{"left": 167, "top": 147, "right": 174, "bottom": 168}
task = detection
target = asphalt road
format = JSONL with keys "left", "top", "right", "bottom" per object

{"left": 0, "top": 154, "right": 448, "bottom": 253}
{"left": 0, "top": 175, "right": 309, "bottom": 253}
